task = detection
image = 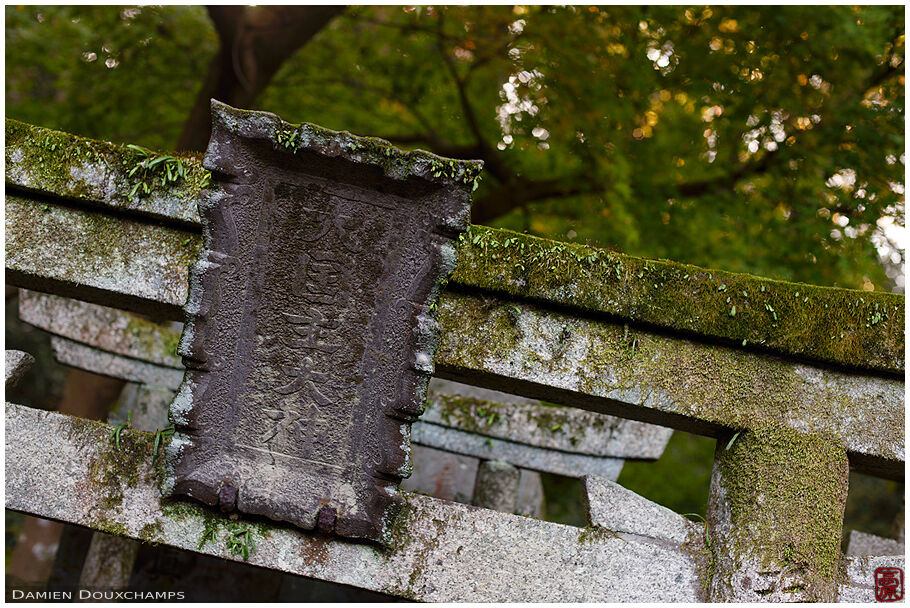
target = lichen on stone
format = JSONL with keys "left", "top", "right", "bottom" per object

{"left": 709, "top": 426, "right": 849, "bottom": 601}
{"left": 5, "top": 118, "right": 209, "bottom": 225}
{"left": 451, "top": 225, "right": 904, "bottom": 375}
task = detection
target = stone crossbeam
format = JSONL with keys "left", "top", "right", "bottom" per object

{"left": 4, "top": 402, "right": 703, "bottom": 602}
{"left": 7, "top": 195, "right": 904, "bottom": 478}
{"left": 7, "top": 118, "right": 903, "bottom": 376}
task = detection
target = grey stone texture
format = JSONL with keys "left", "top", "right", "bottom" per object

{"left": 19, "top": 290, "right": 184, "bottom": 369}
{"left": 583, "top": 475, "right": 697, "bottom": 544}
{"left": 847, "top": 530, "right": 905, "bottom": 557}
{"left": 6, "top": 194, "right": 194, "bottom": 320}
{"left": 434, "top": 292, "right": 903, "bottom": 479}
{"left": 424, "top": 380, "right": 672, "bottom": 459}
{"left": 51, "top": 336, "right": 183, "bottom": 389}
{"left": 411, "top": 422, "right": 625, "bottom": 479}
{"left": 24, "top": 294, "right": 665, "bottom": 482}
{"left": 5, "top": 350, "right": 35, "bottom": 388}
{"left": 5, "top": 402, "right": 703, "bottom": 602}
{"left": 400, "top": 444, "right": 479, "bottom": 504}
{"left": 472, "top": 460, "right": 521, "bottom": 512}
{"left": 77, "top": 533, "right": 139, "bottom": 592}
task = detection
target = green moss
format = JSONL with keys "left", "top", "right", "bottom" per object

{"left": 160, "top": 498, "right": 272, "bottom": 559}
{"left": 713, "top": 427, "right": 849, "bottom": 600}
{"left": 138, "top": 521, "right": 163, "bottom": 545}
{"left": 681, "top": 520, "right": 715, "bottom": 598}
{"left": 436, "top": 294, "right": 523, "bottom": 372}
{"left": 437, "top": 291, "right": 902, "bottom": 466}
{"left": 123, "top": 313, "right": 184, "bottom": 362}
{"left": 94, "top": 520, "right": 129, "bottom": 537}
{"left": 451, "top": 225, "right": 904, "bottom": 375}
{"left": 6, "top": 194, "right": 201, "bottom": 312}
{"left": 431, "top": 393, "right": 594, "bottom": 445}
{"left": 576, "top": 525, "right": 619, "bottom": 545}
{"left": 380, "top": 497, "right": 458, "bottom": 600}
{"left": 6, "top": 118, "right": 210, "bottom": 220}
{"left": 86, "top": 426, "right": 154, "bottom": 512}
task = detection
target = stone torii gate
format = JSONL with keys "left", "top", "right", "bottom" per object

{"left": 5, "top": 103, "right": 904, "bottom": 601}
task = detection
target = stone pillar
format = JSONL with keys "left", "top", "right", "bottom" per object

{"left": 472, "top": 460, "right": 521, "bottom": 513}
{"left": 77, "top": 533, "right": 139, "bottom": 595}
{"left": 706, "top": 428, "right": 849, "bottom": 602}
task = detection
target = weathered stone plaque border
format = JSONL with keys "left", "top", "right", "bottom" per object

{"left": 167, "top": 100, "right": 481, "bottom": 543}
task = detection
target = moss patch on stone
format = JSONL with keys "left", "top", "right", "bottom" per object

{"left": 6, "top": 194, "right": 200, "bottom": 317}
{"left": 712, "top": 427, "right": 849, "bottom": 600}
{"left": 159, "top": 498, "right": 273, "bottom": 559}
{"left": 451, "top": 225, "right": 903, "bottom": 375}
{"left": 123, "top": 313, "right": 184, "bottom": 364}
{"left": 86, "top": 426, "right": 154, "bottom": 514}
{"left": 6, "top": 118, "right": 208, "bottom": 225}
{"left": 435, "top": 292, "right": 903, "bottom": 469}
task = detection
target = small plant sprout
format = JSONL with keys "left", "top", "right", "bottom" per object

{"left": 111, "top": 410, "right": 132, "bottom": 450}
{"left": 226, "top": 523, "right": 255, "bottom": 561}
{"left": 152, "top": 424, "right": 175, "bottom": 464}
{"left": 198, "top": 525, "right": 217, "bottom": 550}
{"left": 126, "top": 144, "right": 187, "bottom": 201}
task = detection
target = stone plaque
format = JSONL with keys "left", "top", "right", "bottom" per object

{"left": 167, "top": 100, "right": 480, "bottom": 543}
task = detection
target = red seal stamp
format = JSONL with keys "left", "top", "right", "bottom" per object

{"left": 875, "top": 567, "right": 904, "bottom": 602}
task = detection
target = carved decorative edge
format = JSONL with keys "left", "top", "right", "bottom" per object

{"left": 165, "top": 100, "right": 479, "bottom": 544}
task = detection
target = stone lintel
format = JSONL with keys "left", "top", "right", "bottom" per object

{"left": 7, "top": 117, "right": 903, "bottom": 375}
{"left": 5, "top": 402, "right": 702, "bottom": 602}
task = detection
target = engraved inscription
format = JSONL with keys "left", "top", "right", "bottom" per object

{"left": 168, "top": 100, "right": 478, "bottom": 543}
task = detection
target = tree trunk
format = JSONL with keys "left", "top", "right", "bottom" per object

{"left": 177, "top": 6, "right": 344, "bottom": 152}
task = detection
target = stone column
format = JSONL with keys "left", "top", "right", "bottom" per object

{"left": 472, "top": 460, "right": 521, "bottom": 513}
{"left": 706, "top": 427, "right": 849, "bottom": 602}
{"left": 77, "top": 533, "right": 139, "bottom": 595}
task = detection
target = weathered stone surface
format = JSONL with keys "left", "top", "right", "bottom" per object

{"left": 453, "top": 225, "right": 904, "bottom": 375}
{"left": 435, "top": 292, "right": 904, "bottom": 480}
{"left": 5, "top": 194, "right": 198, "bottom": 320}
{"left": 428, "top": 377, "right": 540, "bottom": 406}
{"left": 20, "top": 293, "right": 669, "bottom": 468}
{"left": 400, "top": 444, "right": 479, "bottom": 504}
{"left": 411, "top": 422, "right": 625, "bottom": 479}
{"left": 19, "top": 290, "right": 184, "bottom": 369}
{"left": 516, "top": 470, "right": 545, "bottom": 518}
{"left": 5, "top": 402, "right": 702, "bottom": 602}
{"left": 423, "top": 390, "right": 671, "bottom": 459}
{"left": 12, "top": 243, "right": 903, "bottom": 479}
{"left": 6, "top": 350, "right": 35, "bottom": 388}
{"left": 392, "top": 445, "right": 545, "bottom": 517}
{"left": 583, "top": 475, "right": 696, "bottom": 544}
{"left": 706, "top": 429, "right": 850, "bottom": 602}
{"left": 169, "top": 101, "right": 479, "bottom": 543}
{"left": 846, "top": 530, "right": 905, "bottom": 556}
{"left": 6, "top": 118, "right": 205, "bottom": 226}
{"left": 107, "top": 384, "right": 173, "bottom": 432}
{"left": 10, "top": 114, "right": 902, "bottom": 376}
{"left": 78, "top": 533, "right": 138, "bottom": 592}
{"left": 51, "top": 337, "right": 183, "bottom": 390}
{"left": 472, "top": 460, "right": 521, "bottom": 513}
{"left": 838, "top": 555, "right": 906, "bottom": 602}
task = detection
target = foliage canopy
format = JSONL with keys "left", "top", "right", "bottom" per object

{"left": 5, "top": 5, "right": 905, "bottom": 290}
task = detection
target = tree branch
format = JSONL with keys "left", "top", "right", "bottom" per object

{"left": 176, "top": 5, "right": 345, "bottom": 152}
